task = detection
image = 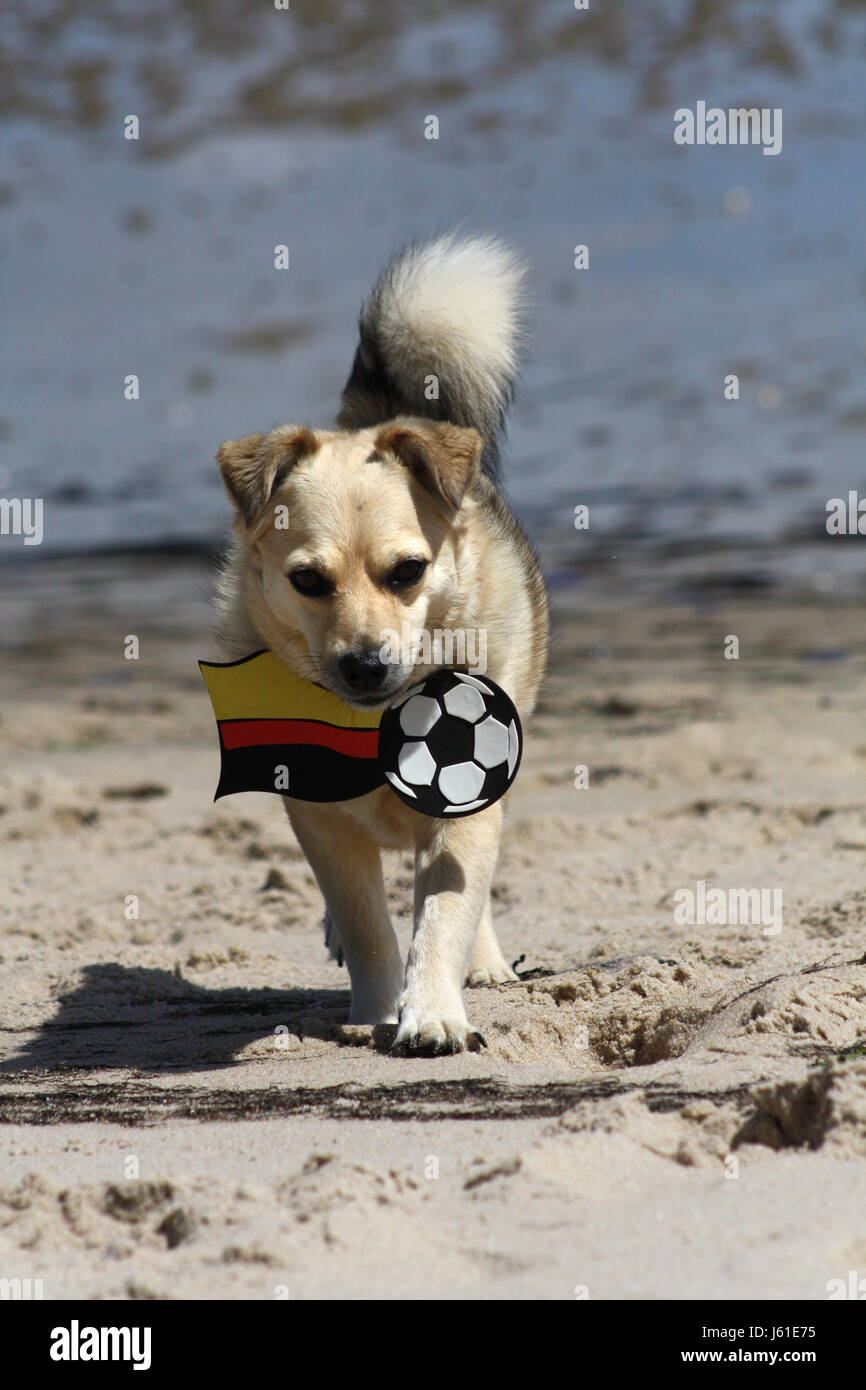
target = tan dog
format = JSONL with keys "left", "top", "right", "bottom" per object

{"left": 215, "top": 234, "right": 548, "bottom": 1053}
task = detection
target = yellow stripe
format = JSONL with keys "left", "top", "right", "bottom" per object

{"left": 200, "top": 650, "right": 382, "bottom": 728}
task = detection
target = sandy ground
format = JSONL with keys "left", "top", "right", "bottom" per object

{"left": 1, "top": 574, "right": 865, "bottom": 1300}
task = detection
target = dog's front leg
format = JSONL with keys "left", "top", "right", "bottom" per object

{"left": 395, "top": 803, "right": 502, "bottom": 1054}
{"left": 287, "top": 804, "right": 404, "bottom": 1025}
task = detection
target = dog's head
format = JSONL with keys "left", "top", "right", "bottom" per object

{"left": 217, "top": 418, "right": 482, "bottom": 708}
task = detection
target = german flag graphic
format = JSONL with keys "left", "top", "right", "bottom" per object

{"left": 199, "top": 651, "right": 385, "bottom": 803}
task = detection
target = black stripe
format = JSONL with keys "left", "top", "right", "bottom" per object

{"left": 215, "top": 743, "right": 386, "bottom": 803}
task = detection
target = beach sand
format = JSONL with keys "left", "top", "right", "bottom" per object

{"left": 1, "top": 566, "right": 865, "bottom": 1299}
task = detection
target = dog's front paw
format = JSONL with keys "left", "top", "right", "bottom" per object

{"left": 392, "top": 996, "right": 486, "bottom": 1056}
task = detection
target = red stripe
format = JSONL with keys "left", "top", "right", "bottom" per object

{"left": 220, "top": 718, "right": 380, "bottom": 758}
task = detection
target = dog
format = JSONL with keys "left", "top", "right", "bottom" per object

{"left": 214, "top": 233, "right": 548, "bottom": 1053}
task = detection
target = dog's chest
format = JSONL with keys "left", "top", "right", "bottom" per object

{"left": 336, "top": 784, "right": 418, "bottom": 849}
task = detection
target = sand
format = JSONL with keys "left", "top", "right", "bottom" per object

{"left": 1, "top": 571, "right": 865, "bottom": 1299}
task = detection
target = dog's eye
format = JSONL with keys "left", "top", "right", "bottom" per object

{"left": 289, "top": 567, "right": 333, "bottom": 597}
{"left": 388, "top": 558, "right": 427, "bottom": 588}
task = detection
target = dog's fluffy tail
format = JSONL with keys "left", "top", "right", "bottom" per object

{"left": 337, "top": 232, "right": 527, "bottom": 480}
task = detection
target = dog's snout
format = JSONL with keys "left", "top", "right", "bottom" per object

{"left": 338, "top": 650, "right": 388, "bottom": 694}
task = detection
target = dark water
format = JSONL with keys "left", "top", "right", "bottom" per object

{"left": 1, "top": 0, "right": 865, "bottom": 604}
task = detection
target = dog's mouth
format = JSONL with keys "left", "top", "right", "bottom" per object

{"left": 320, "top": 664, "right": 417, "bottom": 712}
{"left": 327, "top": 679, "right": 409, "bottom": 712}
{"left": 345, "top": 693, "right": 393, "bottom": 709}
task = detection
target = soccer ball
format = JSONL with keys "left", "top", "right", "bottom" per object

{"left": 378, "top": 669, "right": 522, "bottom": 818}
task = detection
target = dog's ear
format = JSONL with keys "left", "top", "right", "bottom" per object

{"left": 217, "top": 427, "right": 318, "bottom": 526}
{"left": 374, "top": 419, "right": 483, "bottom": 515}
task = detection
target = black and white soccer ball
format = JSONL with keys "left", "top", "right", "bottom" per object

{"left": 378, "top": 669, "right": 522, "bottom": 817}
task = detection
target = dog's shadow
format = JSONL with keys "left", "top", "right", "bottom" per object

{"left": 0, "top": 962, "right": 359, "bottom": 1074}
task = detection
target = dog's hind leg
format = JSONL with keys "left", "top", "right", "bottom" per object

{"left": 322, "top": 910, "right": 344, "bottom": 967}
{"left": 465, "top": 897, "right": 517, "bottom": 986}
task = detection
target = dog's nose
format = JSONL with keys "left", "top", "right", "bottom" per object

{"left": 338, "top": 650, "right": 388, "bottom": 694}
